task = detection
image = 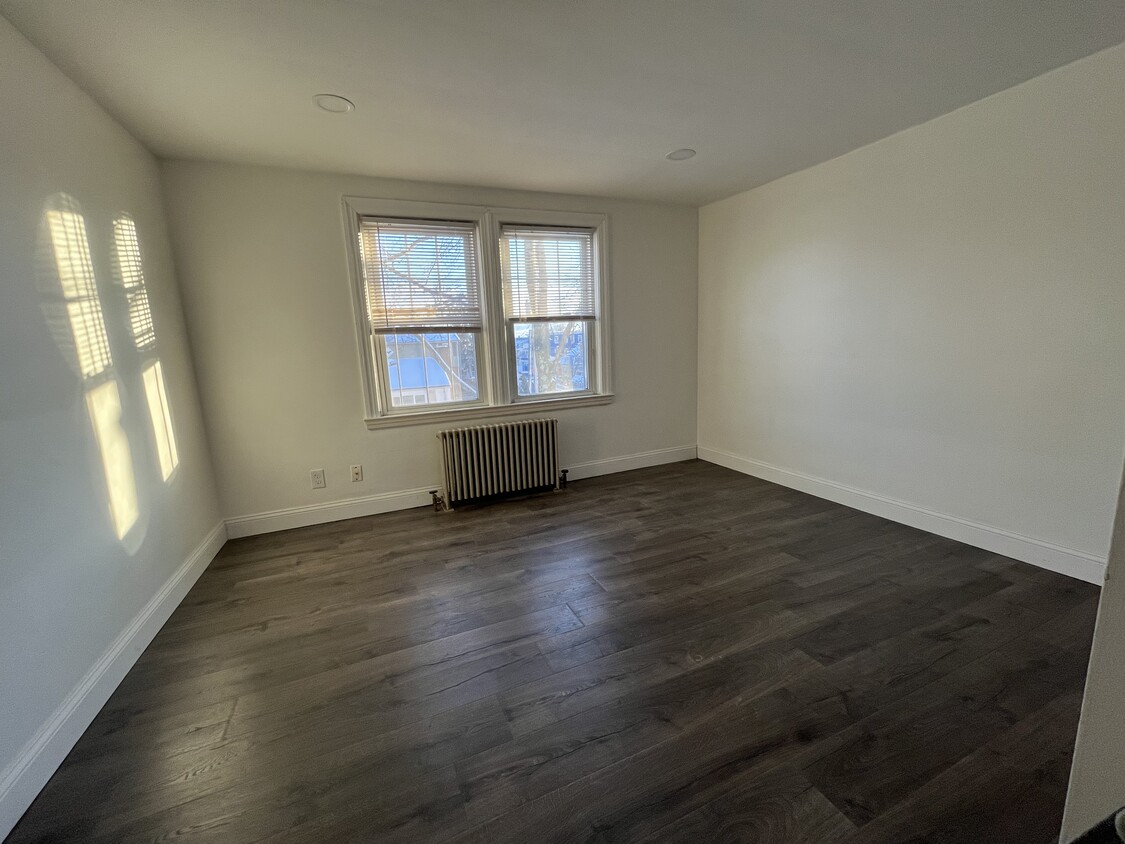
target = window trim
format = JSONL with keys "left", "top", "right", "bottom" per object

{"left": 342, "top": 197, "right": 613, "bottom": 429}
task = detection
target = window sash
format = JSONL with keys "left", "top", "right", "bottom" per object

{"left": 508, "top": 318, "right": 594, "bottom": 400}
{"left": 372, "top": 330, "right": 487, "bottom": 413}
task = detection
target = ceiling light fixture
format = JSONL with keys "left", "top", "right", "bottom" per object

{"left": 314, "top": 94, "right": 355, "bottom": 113}
{"left": 665, "top": 148, "right": 696, "bottom": 161}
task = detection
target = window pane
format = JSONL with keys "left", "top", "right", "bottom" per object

{"left": 513, "top": 321, "right": 588, "bottom": 397}
{"left": 384, "top": 332, "right": 479, "bottom": 407}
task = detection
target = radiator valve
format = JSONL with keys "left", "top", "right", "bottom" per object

{"left": 429, "top": 490, "right": 445, "bottom": 512}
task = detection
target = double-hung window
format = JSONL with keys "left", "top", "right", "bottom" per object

{"left": 344, "top": 198, "right": 611, "bottom": 427}
{"left": 358, "top": 218, "right": 485, "bottom": 411}
{"left": 500, "top": 226, "right": 596, "bottom": 399}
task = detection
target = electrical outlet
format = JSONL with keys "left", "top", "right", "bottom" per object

{"left": 350, "top": 464, "right": 363, "bottom": 483}
{"left": 310, "top": 469, "right": 326, "bottom": 489}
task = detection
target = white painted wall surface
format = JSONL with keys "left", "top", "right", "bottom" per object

{"left": 160, "top": 161, "right": 699, "bottom": 530}
{"left": 0, "top": 18, "right": 222, "bottom": 836}
{"left": 698, "top": 43, "right": 1125, "bottom": 579}
{"left": 1063, "top": 463, "right": 1125, "bottom": 840}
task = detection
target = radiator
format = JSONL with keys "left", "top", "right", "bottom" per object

{"left": 437, "top": 418, "right": 560, "bottom": 508}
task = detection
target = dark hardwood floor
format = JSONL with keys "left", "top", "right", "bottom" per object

{"left": 7, "top": 460, "right": 1098, "bottom": 843}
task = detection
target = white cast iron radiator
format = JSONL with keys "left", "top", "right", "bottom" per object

{"left": 437, "top": 418, "right": 561, "bottom": 508}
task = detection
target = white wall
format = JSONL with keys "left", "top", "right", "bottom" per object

{"left": 697, "top": 43, "right": 1125, "bottom": 582}
{"left": 0, "top": 18, "right": 222, "bottom": 836}
{"left": 160, "top": 161, "right": 699, "bottom": 533}
{"left": 1063, "top": 462, "right": 1125, "bottom": 839}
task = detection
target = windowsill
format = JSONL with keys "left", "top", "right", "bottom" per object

{"left": 364, "top": 393, "right": 614, "bottom": 430}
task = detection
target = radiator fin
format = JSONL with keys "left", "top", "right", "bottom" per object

{"left": 437, "top": 418, "right": 560, "bottom": 508}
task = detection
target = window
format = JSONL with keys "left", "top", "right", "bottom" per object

{"left": 501, "top": 226, "right": 595, "bottom": 398}
{"left": 357, "top": 218, "right": 484, "bottom": 411}
{"left": 344, "top": 198, "right": 611, "bottom": 427}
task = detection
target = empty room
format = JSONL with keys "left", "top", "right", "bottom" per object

{"left": 3, "top": 2, "right": 1125, "bottom": 842}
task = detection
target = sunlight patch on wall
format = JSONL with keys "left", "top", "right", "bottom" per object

{"left": 85, "top": 368, "right": 139, "bottom": 539}
{"left": 142, "top": 360, "right": 178, "bottom": 481}
{"left": 47, "top": 203, "right": 113, "bottom": 378}
{"left": 112, "top": 215, "right": 156, "bottom": 351}
{"left": 41, "top": 194, "right": 141, "bottom": 542}
{"left": 113, "top": 214, "right": 179, "bottom": 483}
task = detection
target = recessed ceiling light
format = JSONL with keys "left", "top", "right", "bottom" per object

{"left": 314, "top": 94, "right": 355, "bottom": 113}
{"left": 665, "top": 148, "right": 696, "bottom": 161}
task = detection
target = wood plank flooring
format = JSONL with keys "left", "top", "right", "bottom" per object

{"left": 6, "top": 460, "right": 1099, "bottom": 843}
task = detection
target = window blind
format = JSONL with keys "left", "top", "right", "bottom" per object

{"left": 500, "top": 226, "right": 596, "bottom": 321}
{"left": 359, "top": 218, "right": 482, "bottom": 333}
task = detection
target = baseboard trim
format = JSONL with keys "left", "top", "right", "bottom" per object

{"left": 225, "top": 487, "right": 436, "bottom": 538}
{"left": 225, "top": 445, "right": 700, "bottom": 538}
{"left": 0, "top": 520, "right": 228, "bottom": 840}
{"left": 698, "top": 446, "right": 1106, "bottom": 585}
{"left": 565, "top": 445, "right": 698, "bottom": 481}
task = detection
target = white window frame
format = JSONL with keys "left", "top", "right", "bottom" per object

{"left": 342, "top": 197, "right": 613, "bottom": 429}
{"left": 365, "top": 211, "right": 493, "bottom": 419}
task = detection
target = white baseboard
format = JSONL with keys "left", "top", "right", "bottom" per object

{"left": 0, "top": 520, "right": 228, "bottom": 840}
{"left": 565, "top": 445, "right": 698, "bottom": 481}
{"left": 225, "top": 487, "right": 436, "bottom": 538}
{"left": 225, "top": 445, "right": 699, "bottom": 538}
{"left": 698, "top": 446, "right": 1106, "bottom": 586}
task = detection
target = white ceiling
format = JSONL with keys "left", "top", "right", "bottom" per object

{"left": 4, "top": 1, "right": 1125, "bottom": 205}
